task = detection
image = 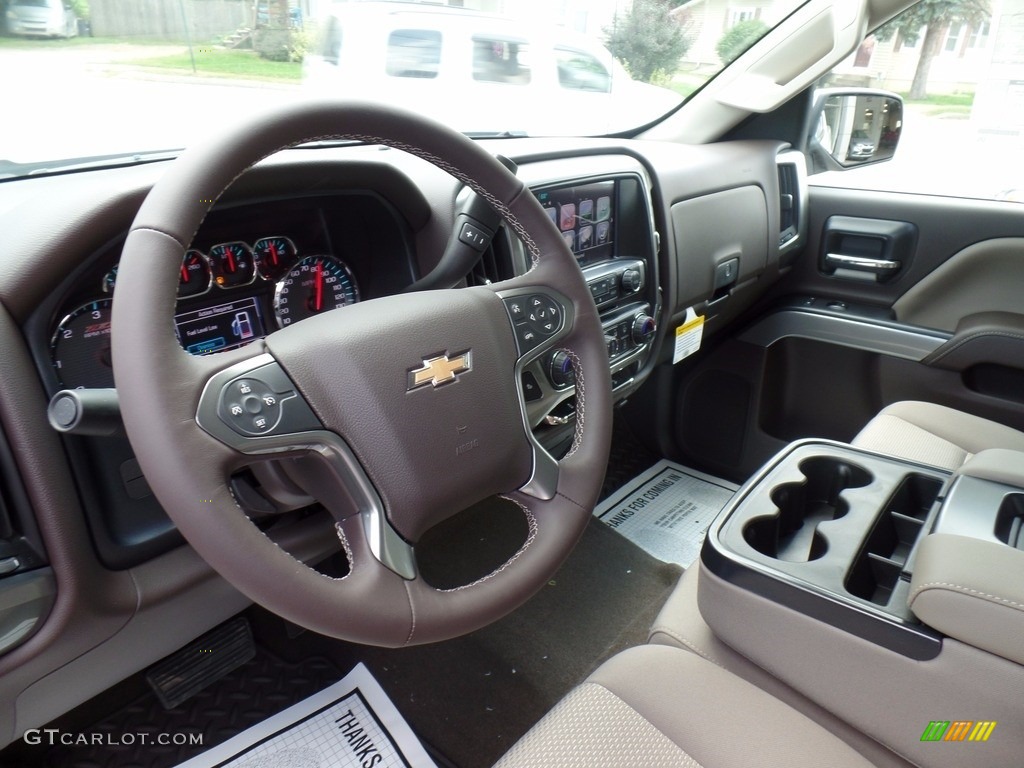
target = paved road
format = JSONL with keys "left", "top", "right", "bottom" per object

{"left": 2, "top": 43, "right": 304, "bottom": 166}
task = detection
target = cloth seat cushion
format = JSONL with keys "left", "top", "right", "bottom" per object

{"left": 852, "top": 400, "right": 1024, "bottom": 470}
{"left": 493, "top": 644, "right": 874, "bottom": 768}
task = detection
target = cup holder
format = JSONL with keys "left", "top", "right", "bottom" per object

{"left": 743, "top": 457, "right": 872, "bottom": 562}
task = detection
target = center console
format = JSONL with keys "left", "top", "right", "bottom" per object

{"left": 694, "top": 440, "right": 1024, "bottom": 766}
{"left": 702, "top": 439, "right": 949, "bottom": 659}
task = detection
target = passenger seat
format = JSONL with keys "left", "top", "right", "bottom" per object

{"left": 852, "top": 400, "right": 1024, "bottom": 471}
{"left": 492, "top": 644, "right": 874, "bottom": 768}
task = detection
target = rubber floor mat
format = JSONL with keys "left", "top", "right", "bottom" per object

{"left": 4, "top": 648, "right": 343, "bottom": 768}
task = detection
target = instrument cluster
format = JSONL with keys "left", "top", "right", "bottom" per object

{"left": 50, "top": 235, "right": 361, "bottom": 390}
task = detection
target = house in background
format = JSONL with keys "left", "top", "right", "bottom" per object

{"left": 671, "top": 0, "right": 994, "bottom": 95}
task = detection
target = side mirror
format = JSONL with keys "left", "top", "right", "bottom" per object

{"left": 806, "top": 88, "right": 903, "bottom": 172}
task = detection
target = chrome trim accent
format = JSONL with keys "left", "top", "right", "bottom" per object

{"left": 739, "top": 310, "right": 949, "bottom": 361}
{"left": 496, "top": 285, "right": 577, "bottom": 501}
{"left": 195, "top": 353, "right": 416, "bottom": 580}
{"left": 825, "top": 253, "right": 901, "bottom": 272}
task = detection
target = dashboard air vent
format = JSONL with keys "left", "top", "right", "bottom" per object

{"left": 775, "top": 150, "right": 807, "bottom": 260}
{"left": 467, "top": 225, "right": 516, "bottom": 287}
{"left": 778, "top": 162, "right": 798, "bottom": 244}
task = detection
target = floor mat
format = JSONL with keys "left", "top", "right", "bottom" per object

{"left": 174, "top": 663, "right": 435, "bottom": 768}
{"left": 254, "top": 521, "right": 681, "bottom": 768}
{"left": 594, "top": 459, "right": 738, "bottom": 568}
{"left": 2, "top": 648, "right": 347, "bottom": 768}
{"left": 3, "top": 519, "right": 679, "bottom": 768}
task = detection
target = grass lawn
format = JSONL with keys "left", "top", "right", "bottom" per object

{"left": 901, "top": 92, "right": 974, "bottom": 107}
{"left": 900, "top": 92, "right": 974, "bottom": 118}
{"left": 134, "top": 48, "right": 302, "bottom": 81}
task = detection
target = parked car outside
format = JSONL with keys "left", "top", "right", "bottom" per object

{"left": 5, "top": 0, "right": 77, "bottom": 38}
{"left": 302, "top": 2, "right": 682, "bottom": 136}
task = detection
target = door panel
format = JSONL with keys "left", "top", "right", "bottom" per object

{"left": 786, "top": 186, "right": 1024, "bottom": 310}
{"left": 663, "top": 185, "right": 1024, "bottom": 480}
{"left": 894, "top": 238, "right": 1024, "bottom": 331}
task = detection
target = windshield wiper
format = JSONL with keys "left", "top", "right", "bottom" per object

{"left": 0, "top": 149, "right": 183, "bottom": 181}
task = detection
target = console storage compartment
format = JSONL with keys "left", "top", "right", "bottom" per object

{"left": 845, "top": 474, "right": 943, "bottom": 606}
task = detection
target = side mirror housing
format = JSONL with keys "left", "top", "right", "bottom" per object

{"left": 806, "top": 88, "right": 903, "bottom": 172}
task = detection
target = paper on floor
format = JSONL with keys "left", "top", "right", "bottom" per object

{"left": 594, "top": 459, "right": 738, "bottom": 568}
{"left": 174, "top": 662, "right": 436, "bottom": 768}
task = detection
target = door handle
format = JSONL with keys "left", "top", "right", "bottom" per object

{"left": 824, "top": 253, "right": 901, "bottom": 274}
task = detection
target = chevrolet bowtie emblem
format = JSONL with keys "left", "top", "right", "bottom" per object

{"left": 408, "top": 352, "right": 471, "bottom": 390}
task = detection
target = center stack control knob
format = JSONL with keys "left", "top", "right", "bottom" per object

{"left": 621, "top": 268, "right": 643, "bottom": 293}
{"left": 631, "top": 314, "right": 657, "bottom": 344}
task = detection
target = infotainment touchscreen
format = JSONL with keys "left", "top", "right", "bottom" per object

{"left": 535, "top": 179, "right": 615, "bottom": 267}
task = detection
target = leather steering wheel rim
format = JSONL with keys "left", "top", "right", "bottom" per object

{"left": 112, "top": 100, "right": 612, "bottom": 647}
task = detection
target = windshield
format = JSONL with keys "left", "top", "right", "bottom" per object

{"left": 1, "top": 0, "right": 803, "bottom": 177}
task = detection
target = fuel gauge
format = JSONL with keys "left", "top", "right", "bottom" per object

{"left": 209, "top": 242, "right": 255, "bottom": 288}
{"left": 254, "top": 236, "right": 296, "bottom": 281}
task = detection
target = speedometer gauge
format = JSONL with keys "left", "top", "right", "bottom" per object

{"left": 51, "top": 299, "right": 114, "bottom": 389}
{"left": 274, "top": 255, "right": 359, "bottom": 328}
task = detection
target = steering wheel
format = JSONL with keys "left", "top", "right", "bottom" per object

{"left": 111, "top": 101, "right": 612, "bottom": 647}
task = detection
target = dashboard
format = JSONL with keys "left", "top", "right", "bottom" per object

{"left": 47, "top": 192, "right": 416, "bottom": 390}
{"left": 0, "top": 135, "right": 799, "bottom": 747}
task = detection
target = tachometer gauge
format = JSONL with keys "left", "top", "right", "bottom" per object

{"left": 274, "top": 255, "right": 359, "bottom": 328}
{"left": 51, "top": 298, "right": 114, "bottom": 389}
{"left": 254, "top": 236, "right": 297, "bottom": 281}
{"left": 209, "top": 242, "right": 255, "bottom": 288}
{"left": 178, "top": 249, "right": 212, "bottom": 298}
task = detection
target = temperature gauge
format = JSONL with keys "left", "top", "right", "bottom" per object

{"left": 209, "top": 242, "right": 255, "bottom": 288}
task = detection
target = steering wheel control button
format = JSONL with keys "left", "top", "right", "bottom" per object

{"left": 503, "top": 293, "right": 566, "bottom": 355}
{"left": 521, "top": 371, "right": 543, "bottom": 402}
{"left": 457, "top": 221, "right": 491, "bottom": 251}
{"left": 504, "top": 296, "right": 526, "bottom": 318}
{"left": 214, "top": 361, "right": 320, "bottom": 438}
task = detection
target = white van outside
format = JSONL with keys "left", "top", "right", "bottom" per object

{"left": 5, "top": 0, "right": 78, "bottom": 38}
{"left": 303, "top": 2, "right": 682, "bottom": 136}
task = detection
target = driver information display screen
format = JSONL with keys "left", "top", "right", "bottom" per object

{"left": 535, "top": 180, "right": 615, "bottom": 267}
{"left": 174, "top": 296, "right": 267, "bottom": 355}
